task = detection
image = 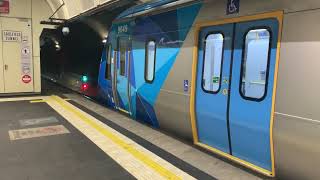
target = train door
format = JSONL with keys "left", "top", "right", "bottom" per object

{"left": 115, "top": 36, "right": 132, "bottom": 114}
{"left": 193, "top": 13, "right": 281, "bottom": 175}
{"left": 195, "top": 23, "right": 234, "bottom": 154}
{"left": 101, "top": 42, "right": 115, "bottom": 107}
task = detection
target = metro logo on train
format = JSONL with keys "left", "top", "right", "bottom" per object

{"left": 118, "top": 25, "right": 128, "bottom": 33}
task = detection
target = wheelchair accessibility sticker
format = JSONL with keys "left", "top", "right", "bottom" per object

{"left": 227, "top": 0, "right": 240, "bottom": 15}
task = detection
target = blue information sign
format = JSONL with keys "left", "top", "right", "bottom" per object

{"left": 226, "top": 0, "right": 240, "bottom": 15}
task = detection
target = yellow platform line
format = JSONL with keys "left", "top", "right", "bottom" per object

{"left": 30, "top": 98, "right": 71, "bottom": 103}
{"left": 30, "top": 100, "right": 46, "bottom": 103}
{"left": 0, "top": 96, "right": 49, "bottom": 102}
{"left": 49, "top": 95, "right": 183, "bottom": 180}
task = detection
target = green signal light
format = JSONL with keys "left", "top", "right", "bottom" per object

{"left": 82, "top": 75, "right": 88, "bottom": 82}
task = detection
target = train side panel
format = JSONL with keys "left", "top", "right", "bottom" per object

{"left": 156, "top": 0, "right": 320, "bottom": 178}
{"left": 156, "top": 0, "right": 320, "bottom": 141}
{"left": 98, "top": 0, "right": 320, "bottom": 178}
{"left": 98, "top": 43, "right": 115, "bottom": 107}
{"left": 153, "top": 4, "right": 202, "bottom": 140}
{"left": 275, "top": 9, "right": 320, "bottom": 179}
{"left": 128, "top": 3, "right": 202, "bottom": 126}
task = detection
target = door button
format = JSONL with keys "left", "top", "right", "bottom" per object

{"left": 223, "top": 77, "right": 229, "bottom": 84}
{"left": 222, "top": 89, "right": 228, "bottom": 95}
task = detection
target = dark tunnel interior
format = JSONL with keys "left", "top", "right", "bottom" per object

{"left": 40, "top": 1, "right": 138, "bottom": 92}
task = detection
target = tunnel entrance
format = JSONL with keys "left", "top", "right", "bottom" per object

{"left": 40, "top": 0, "right": 140, "bottom": 98}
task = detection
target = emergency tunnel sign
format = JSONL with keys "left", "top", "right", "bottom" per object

{"left": 3, "top": 30, "right": 22, "bottom": 42}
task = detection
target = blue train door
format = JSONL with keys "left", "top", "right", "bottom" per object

{"left": 115, "top": 36, "right": 132, "bottom": 114}
{"left": 195, "top": 23, "right": 234, "bottom": 154}
{"left": 195, "top": 16, "right": 280, "bottom": 174}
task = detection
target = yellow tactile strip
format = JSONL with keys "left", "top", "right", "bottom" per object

{"left": 45, "top": 95, "right": 195, "bottom": 180}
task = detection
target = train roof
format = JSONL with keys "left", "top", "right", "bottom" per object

{"left": 116, "top": 0, "right": 196, "bottom": 20}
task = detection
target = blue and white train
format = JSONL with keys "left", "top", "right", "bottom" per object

{"left": 98, "top": 0, "right": 320, "bottom": 179}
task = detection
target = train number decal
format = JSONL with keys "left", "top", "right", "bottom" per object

{"left": 118, "top": 25, "right": 128, "bottom": 33}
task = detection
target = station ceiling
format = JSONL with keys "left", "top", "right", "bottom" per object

{"left": 45, "top": 0, "right": 150, "bottom": 19}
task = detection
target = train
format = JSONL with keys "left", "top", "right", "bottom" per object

{"left": 97, "top": 0, "right": 320, "bottom": 179}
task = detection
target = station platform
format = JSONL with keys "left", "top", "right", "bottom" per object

{"left": 0, "top": 82, "right": 265, "bottom": 180}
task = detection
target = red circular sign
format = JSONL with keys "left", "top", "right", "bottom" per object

{"left": 22, "top": 75, "right": 32, "bottom": 83}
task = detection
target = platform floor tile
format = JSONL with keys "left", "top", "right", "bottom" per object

{"left": 0, "top": 98, "right": 135, "bottom": 180}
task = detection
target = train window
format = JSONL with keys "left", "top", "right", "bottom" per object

{"left": 240, "top": 29, "right": 271, "bottom": 100}
{"left": 119, "top": 38, "right": 126, "bottom": 76}
{"left": 145, "top": 40, "right": 156, "bottom": 83}
{"left": 202, "top": 33, "right": 224, "bottom": 93}
{"left": 105, "top": 44, "right": 112, "bottom": 80}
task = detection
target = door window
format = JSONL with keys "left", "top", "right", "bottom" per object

{"left": 105, "top": 44, "right": 112, "bottom": 79}
{"left": 145, "top": 40, "right": 156, "bottom": 83}
{"left": 240, "top": 28, "right": 271, "bottom": 100}
{"left": 202, "top": 33, "right": 224, "bottom": 93}
{"left": 119, "top": 38, "right": 127, "bottom": 76}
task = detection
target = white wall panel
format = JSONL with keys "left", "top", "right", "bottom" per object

{"left": 79, "top": 0, "right": 95, "bottom": 12}
{"left": 0, "top": 0, "right": 54, "bottom": 94}
{"left": 46, "top": 0, "right": 69, "bottom": 19}
{"left": 63, "top": 0, "right": 81, "bottom": 18}
{"left": 33, "top": 0, "right": 55, "bottom": 92}
{"left": 46, "top": 0, "right": 152, "bottom": 19}
{"left": 99, "top": 0, "right": 111, "bottom": 4}
{"left": 0, "top": 20, "right": 3, "bottom": 93}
